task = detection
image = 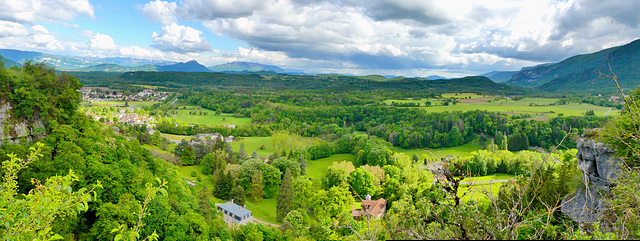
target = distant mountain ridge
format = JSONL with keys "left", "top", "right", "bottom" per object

{"left": 506, "top": 39, "right": 639, "bottom": 93}
{"left": 157, "top": 60, "right": 211, "bottom": 72}
{"left": 208, "top": 61, "right": 285, "bottom": 73}
{"left": 480, "top": 71, "right": 518, "bottom": 82}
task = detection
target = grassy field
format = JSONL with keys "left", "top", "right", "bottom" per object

{"left": 246, "top": 198, "right": 279, "bottom": 224}
{"left": 172, "top": 106, "right": 252, "bottom": 127}
{"left": 393, "top": 140, "right": 484, "bottom": 159}
{"left": 307, "top": 154, "right": 356, "bottom": 184}
{"left": 385, "top": 96, "right": 618, "bottom": 118}
{"left": 161, "top": 133, "right": 193, "bottom": 142}
{"left": 89, "top": 101, "right": 158, "bottom": 107}
{"left": 463, "top": 173, "right": 516, "bottom": 182}
{"left": 230, "top": 136, "right": 274, "bottom": 157}
{"left": 459, "top": 182, "right": 504, "bottom": 202}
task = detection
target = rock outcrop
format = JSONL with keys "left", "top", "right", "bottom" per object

{"left": 0, "top": 100, "right": 45, "bottom": 144}
{"left": 562, "top": 138, "right": 623, "bottom": 223}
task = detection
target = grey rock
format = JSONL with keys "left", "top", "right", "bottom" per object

{"left": 0, "top": 100, "right": 46, "bottom": 144}
{"left": 562, "top": 138, "right": 623, "bottom": 224}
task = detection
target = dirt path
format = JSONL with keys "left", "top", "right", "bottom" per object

{"left": 253, "top": 217, "right": 280, "bottom": 228}
{"left": 604, "top": 108, "right": 612, "bottom": 116}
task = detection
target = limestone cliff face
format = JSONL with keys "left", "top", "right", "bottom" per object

{"left": 562, "top": 138, "right": 623, "bottom": 223}
{"left": 0, "top": 100, "right": 45, "bottom": 144}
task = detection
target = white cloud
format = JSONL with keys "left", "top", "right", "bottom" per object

{"left": 0, "top": 0, "right": 94, "bottom": 24}
{"left": 118, "top": 46, "right": 166, "bottom": 59}
{"left": 151, "top": 23, "right": 212, "bottom": 53}
{"left": 90, "top": 33, "right": 118, "bottom": 51}
{"left": 141, "top": 0, "right": 178, "bottom": 25}
{"left": 23, "top": 25, "right": 65, "bottom": 51}
{"left": 0, "top": 20, "right": 28, "bottom": 37}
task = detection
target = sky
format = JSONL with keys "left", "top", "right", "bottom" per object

{"left": 0, "top": 0, "right": 638, "bottom": 77}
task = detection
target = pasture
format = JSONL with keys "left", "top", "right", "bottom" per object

{"left": 172, "top": 106, "right": 252, "bottom": 127}
{"left": 230, "top": 136, "right": 274, "bottom": 157}
{"left": 385, "top": 96, "right": 618, "bottom": 118}
{"left": 393, "top": 140, "right": 484, "bottom": 160}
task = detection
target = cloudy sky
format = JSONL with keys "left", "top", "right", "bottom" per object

{"left": 0, "top": 0, "right": 638, "bottom": 77}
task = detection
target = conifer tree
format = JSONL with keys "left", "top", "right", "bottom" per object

{"left": 250, "top": 170, "right": 264, "bottom": 201}
{"left": 277, "top": 169, "right": 295, "bottom": 221}
{"left": 230, "top": 185, "right": 246, "bottom": 206}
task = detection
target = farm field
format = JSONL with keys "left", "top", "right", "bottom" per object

{"left": 172, "top": 106, "right": 252, "bottom": 127}
{"left": 393, "top": 140, "right": 484, "bottom": 160}
{"left": 459, "top": 182, "right": 504, "bottom": 202}
{"left": 385, "top": 97, "right": 618, "bottom": 118}
{"left": 307, "top": 154, "right": 356, "bottom": 185}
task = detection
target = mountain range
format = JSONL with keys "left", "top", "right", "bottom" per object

{"left": 0, "top": 38, "right": 637, "bottom": 94}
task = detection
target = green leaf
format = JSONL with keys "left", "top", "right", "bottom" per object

{"left": 48, "top": 234, "right": 65, "bottom": 240}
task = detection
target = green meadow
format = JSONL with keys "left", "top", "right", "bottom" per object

{"left": 385, "top": 97, "right": 618, "bottom": 118}
{"left": 230, "top": 136, "right": 274, "bottom": 157}
{"left": 172, "top": 106, "right": 252, "bottom": 127}
{"left": 393, "top": 140, "right": 485, "bottom": 160}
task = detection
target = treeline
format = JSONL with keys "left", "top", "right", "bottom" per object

{"left": 70, "top": 70, "right": 531, "bottom": 95}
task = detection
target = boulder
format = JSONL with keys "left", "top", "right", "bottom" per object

{"left": 0, "top": 100, "right": 45, "bottom": 144}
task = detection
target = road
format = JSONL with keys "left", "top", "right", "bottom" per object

{"left": 253, "top": 218, "right": 280, "bottom": 228}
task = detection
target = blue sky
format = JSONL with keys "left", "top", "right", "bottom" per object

{"left": 0, "top": 0, "right": 638, "bottom": 77}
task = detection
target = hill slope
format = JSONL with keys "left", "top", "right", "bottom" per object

{"left": 507, "top": 39, "right": 639, "bottom": 92}
{"left": 0, "top": 54, "right": 20, "bottom": 68}
{"left": 481, "top": 71, "right": 518, "bottom": 82}
{"left": 538, "top": 40, "right": 640, "bottom": 94}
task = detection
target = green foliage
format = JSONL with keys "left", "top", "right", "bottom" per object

{"left": 282, "top": 210, "right": 307, "bottom": 237}
{"left": 348, "top": 168, "right": 376, "bottom": 197}
{"left": 1, "top": 143, "right": 101, "bottom": 240}
{"left": 310, "top": 184, "right": 354, "bottom": 219}
{"left": 230, "top": 185, "right": 246, "bottom": 206}
{"left": 276, "top": 169, "right": 295, "bottom": 221}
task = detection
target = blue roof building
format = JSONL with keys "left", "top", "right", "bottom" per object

{"left": 217, "top": 201, "right": 253, "bottom": 225}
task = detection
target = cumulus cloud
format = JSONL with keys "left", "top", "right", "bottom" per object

{"left": 168, "top": 0, "right": 639, "bottom": 72}
{"left": 141, "top": 0, "right": 178, "bottom": 25}
{"left": 151, "top": 23, "right": 212, "bottom": 53}
{"left": 0, "top": 20, "right": 28, "bottom": 37}
{"left": 177, "top": 0, "right": 268, "bottom": 20}
{"left": 23, "top": 25, "right": 65, "bottom": 51}
{"left": 90, "top": 33, "right": 118, "bottom": 51}
{"left": 0, "top": 0, "right": 94, "bottom": 24}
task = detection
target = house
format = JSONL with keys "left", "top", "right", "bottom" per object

{"left": 224, "top": 124, "right": 237, "bottom": 128}
{"left": 217, "top": 201, "right": 253, "bottom": 225}
{"left": 352, "top": 195, "right": 387, "bottom": 220}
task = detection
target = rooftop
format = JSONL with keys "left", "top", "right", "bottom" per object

{"left": 218, "top": 201, "right": 252, "bottom": 218}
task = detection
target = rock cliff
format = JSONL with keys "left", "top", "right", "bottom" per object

{"left": 0, "top": 100, "right": 45, "bottom": 144}
{"left": 562, "top": 138, "right": 623, "bottom": 223}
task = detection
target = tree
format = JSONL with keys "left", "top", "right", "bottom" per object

{"left": 277, "top": 169, "right": 295, "bottom": 221}
{"left": 348, "top": 168, "right": 376, "bottom": 197}
{"left": 282, "top": 210, "right": 307, "bottom": 237}
{"left": 293, "top": 176, "right": 313, "bottom": 210}
{"left": 250, "top": 170, "right": 264, "bottom": 201}
{"left": 214, "top": 171, "right": 233, "bottom": 200}
{"left": 181, "top": 146, "right": 195, "bottom": 165}
{"left": 230, "top": 185, "right": 246, "bottom": 206}
{"left": 322, "top": 166, "right": 348, "bottom": 189}
{"left": 271, "top": 157, "right": 301, "bottom": 178}
{"left": 1, "top": 143, "right": 101, "bottom": 240}
{"left": 238, "top": 142, "right": 248, "bottom": 161}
